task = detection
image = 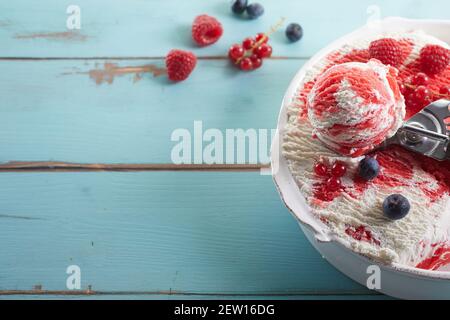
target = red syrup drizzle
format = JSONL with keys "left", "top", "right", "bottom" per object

{"left": 312, "top": 179, "right": 344, "bottom": 202}
{"left": 312, "top": 162, "right": 346, "bottom": 203}
{"left": 299, "top": 38, "right": 449, "bottom": 204}
{"left": 297, "top": 81, "right": 315, "bottom": 120}
{"left": 416, "top": 244, "right": 450, "bottom": 270}
{"left": 297, "top": 38, "right": 450, "bottom": 269}
{"left": 345, "top": 225, "right": 381, "bottom": 246}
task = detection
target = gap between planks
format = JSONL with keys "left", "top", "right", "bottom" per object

{"left": 0, "top": 161, "right": 270, "bottom": 172}
{"left": 0, "top": 56, "right": 310, "bottom": 61}
{"left": 0, "top": 289, "right": 382, "bottom": 297}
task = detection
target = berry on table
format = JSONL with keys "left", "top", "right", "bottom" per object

{"left": 231, "top": 0, "right": 248, "bottom": 14}
{"left": 228, "top": 44, "right": 245, "bottom": 61}
{"left": 358, "top": 156, "right": 380, "bottom": 181}
{"left": 165, "top": 49, "right": 197, "bottom": 82}
{"left": 331, "top": 161, "right": 347, "bottom": 177}
{"left": 239, "top": 57, "right": 253, "bottom": 71}
{"left": 250, "top": 54, "right": 262, "bottom": 69}
{"left": 285, "top": 23, "right": 303, "bottom": 42}
{"left": 246, "top": 3, "right": 264, "bottom": 19}
{"left": 228, "top": 32, "right": 272, "bottom": 71}
{"left": 383, "top": 194, "right": 410, "bottom": 220}
{"left": 254, "top": 43, "right": 272, "bottom": 58}
{"left": 419, "top": 44, "right": 450, "bottom": 75}
{"left": 255, "top": 33, "right": 269, "bottom": 44}
{"left": 242, "top": 37, "right": 255, "bottom": 50}
{"left": 192, "top": 15, "right": 223, "bottom": 47}
{"left": 411, "top": 72, "right": 429, "bottom": 86}
{"left": 368, "top": 38, "right": 404, "bottom": 67}
{"left": 314, "top": 162, "right": 328, "bottom": 177}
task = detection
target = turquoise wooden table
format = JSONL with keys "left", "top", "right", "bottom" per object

{"left": 0, "top": 0, "right": 448, "bottom": 300}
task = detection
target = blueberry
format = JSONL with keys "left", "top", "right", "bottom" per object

{"left": 286, "top": 23, "right": 303, "bottom": 42}
{"left": 383, "top": 194, "right": 410, "bottom": 220}
{"left": 246, "top": 3, "right": 264, "bottom": 19}
{"left": 231, "top": 0, "right": 248, "bottom": 14}
{"left": 358, "top": 156, "right": 379, "bottom": 181}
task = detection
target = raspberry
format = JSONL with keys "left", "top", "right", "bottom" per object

{"left": 414, "top": 85, "right": 430, "bottom": 102}
{"left": 165, "top": 49, "right": 197, "bottom": 82}
{"left": 369, "top": 38, "right": 404, "bottom": 67}
{"left": 398, "top": 83, "right": 406, "bottom": 94}
{"left": 411, "top": 72, "right": 429, "bottom": 85}
{"left": 192, "top": 15, "right": 223, "bottom": 47}
{"left": 419, "top": 44, "right": 450, "bottom": 75}
{"left": 440, "top": 86, "right": 450, "bottom": 96}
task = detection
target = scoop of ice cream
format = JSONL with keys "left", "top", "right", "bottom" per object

{"left": 307, "top": 59, "right": 405, "bottom": 157}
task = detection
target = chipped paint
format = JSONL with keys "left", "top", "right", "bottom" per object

{"left": 14, "top": 31, "right": 88, "bottom": 42}
{"left": 65, "top": 62, "right": 166, "bottom": 84}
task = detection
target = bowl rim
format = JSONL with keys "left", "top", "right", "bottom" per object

{"left": 271, "top": 16, "right": 450, "bottom": 280}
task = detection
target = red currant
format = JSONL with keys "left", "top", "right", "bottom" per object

{"left": 327, "top": 176, "right": 342, "bottom": 191}
{"left": 414, "top": 85, "right": 430, "bottom": 102}
{"left": 398, "top": 83, "right": 406, "bottom": 94}
{"left": 250, "top": 54, "right": 262, "bottom": 69}
{"left": 255, "top": 44, "right": 272, "bottom": 59}
{"left": 412, "top": 72, "right": 429, "bottom": 85}
{"left": 314, "top": 162, "right": 328, "bottom": 177}
{"left": 242, "top": 37, "right": 255, "bottom": 50}
{"left": 255, "top": 33, "right": 268, "bottom": 44}
{"left": 440, "top": 86, "right": 450, "bottom": 96}
{"left": 239, "top": 58, "right": 253, "bottom": 71}
{"left": 228, "top": 44, "right": 245, "bottom": 61}
{"left": 331, "top": 161, "right": 347, "bottom": 177}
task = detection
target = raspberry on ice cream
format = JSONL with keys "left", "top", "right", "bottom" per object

{"left": 307, "top": 59, "right": 406, "bottom": 157}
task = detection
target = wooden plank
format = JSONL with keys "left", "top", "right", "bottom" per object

{"left": 1, "top": 0, "right": 448, "bottom": 58}
{"left": 0, "top": 171, "right": 375, "bottom": 295}
{"left": 0, "top": 59, "right": 299, "bottom": 164}
{"left": 0, "top": 293, "right": 391, "bottom": 300}
{"left": 0, "top": 162, "right": 269, "bottom": 172}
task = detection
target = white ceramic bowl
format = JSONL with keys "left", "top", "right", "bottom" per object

{"left": 271, "top": 17, "right": 450, "bottom": 300}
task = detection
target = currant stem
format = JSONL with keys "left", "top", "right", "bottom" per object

{"left": 235, "top": 17, "right": 286, "bottom": 65}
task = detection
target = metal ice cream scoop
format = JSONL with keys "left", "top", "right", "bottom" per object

{"left": 382, "top": 99, "right": 450, "bottom": 161}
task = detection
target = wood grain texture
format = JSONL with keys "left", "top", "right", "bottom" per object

{"left": 2, "top": 0, "right": 448, "bottom": 300}
{"left": 0, "top": 59, "right": 299, "bottom": 164}
{"left": 0, "top": 172, "right": 373, "bottom": 294}
{"left": 1, "top": 0, "right": 449, "bottom": 58}
{"left": 0, "top": 293, "right": 392, "bottom": 300}
{"left": 0, "top": 161, "right": 268, "bottom": 172}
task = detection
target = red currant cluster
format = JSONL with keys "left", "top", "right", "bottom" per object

{"left": 228, "top": 33, "right": 272, "bottom": 71}
{"left": 400, "top": 72, "right": 450, "bottom": 110}
{"left": 313, "top": 160, "right": 347, "bottom": 192}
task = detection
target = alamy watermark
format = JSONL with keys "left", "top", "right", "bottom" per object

{"left": 170, "top": 121, "right": 278, "bottom": 175}
{"left": 66, "top": 5, "right": 81, "bottom": 30}
{"left": 366, "top": 265, "right": 381, "bottom": 290}
{"left": 66, "top": 265, "right": 81, "bottom": 290}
